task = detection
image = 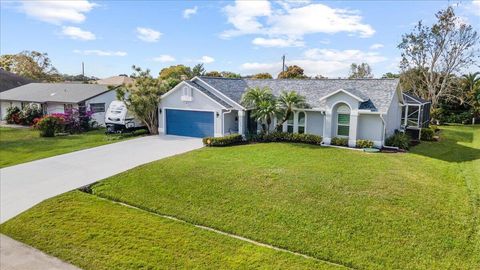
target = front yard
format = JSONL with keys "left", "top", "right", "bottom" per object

{"left": 0, "top": 127, "right": 142, "bottom": 168}
{"left": 1, "top": 125, "right": 479, "bottom": 269}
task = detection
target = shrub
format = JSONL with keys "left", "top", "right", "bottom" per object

{"left": 356, "top": 139, "right": 374, "bottom": 148}
{"left": 19, "top": 103, "right": 43, "bottom": 125}
{"left": 57, "top": 108, "right": 94, "bottom": 133}
{"left": 35, "top": 115, "right": 65, "bottom": 137}
{"left": 429, "top": 124, "right": 439, "bottom": 132}
{"left": 331, "top": 137, "right": 348, "bottom": 146}
{"left": 420, "top": 128, "right": 435, "bottom": 141}
{"left": 385, "top": 132, "right": 410, "bottom": 150}
{"left": 203, "top": 134, "right": 244, "bottom": 146}
{"left": 258, "top": 132, "right": 322, "bottom": 145}
{"left": 5, "top": 106, "right": 21, "bottom": 124}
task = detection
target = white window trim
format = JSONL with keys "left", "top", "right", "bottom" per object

{"left": 297, "top": 111, "right": 306, "bottom": 134}
{"left": 336, "top": 113, "right": 350, "bottom": 138}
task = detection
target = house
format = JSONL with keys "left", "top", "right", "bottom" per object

{"left": 0, "top": 83, "right": 117, "bottom": 126}
{"left": 158, "top": 76, "right": 403, "bottom": 148}
{"left": 96, "top": 75, "right": 134, "bottom": 86}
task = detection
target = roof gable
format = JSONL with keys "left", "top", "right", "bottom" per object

{"left": 197, "top": 77, "right": 399, "bottom": 113}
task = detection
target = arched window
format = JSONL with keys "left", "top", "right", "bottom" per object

{"left": 287, "top": 113, "right": 294, "bottom": 133}
{"left": 336, "top": 105, "right": 350, "bottom": 137}
{"left": 297, "top": 112, "right": 305, "bottom": 134}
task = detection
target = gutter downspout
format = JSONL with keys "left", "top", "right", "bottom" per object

{"left": 222, "top": 109, "right": 232, "bottom": 136}
{"left": 380, "top": 113, "right": 387, "bottom": 148}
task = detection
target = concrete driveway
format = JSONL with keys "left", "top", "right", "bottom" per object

{"left": 0, "top": 135, "right": 203, "bottom": 223}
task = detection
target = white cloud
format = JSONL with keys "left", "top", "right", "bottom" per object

{"left": 136, "top": 27, "right": 162, "bottom": 42}
{"left": 62, "top": 26, "right": 95, "bottom": 40}
{"left": 73, "top": 49, "right": 127, "bottom": 56}
{"left": 241, "top": 48, "right": 387, "bottom": 77}
{"left": 252, "top": 37, "right": 304, "bottom": 47}
{"left": 369, "top": 43, "right": 384, "bottom": 50}
{"left": 183, "top": 6, "right": 198, "bottom": 19}
{"left": 153, "top": 55, "right": 176, "bottom": 62}
{"left": 221, "top": 0, "right": 272, "bottom": 38}
{"left": 471, "top": 1, "right": 480, "bottom": 16}
{"left": 222, "top": 1, "right": 375, "bottom": 43}
{"left": 19, "top": 0, "right": 97, "bottom": 24}
{"left": 198, "top": 56, "right": 215, "bottom": 64}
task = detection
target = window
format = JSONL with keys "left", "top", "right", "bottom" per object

{"left": 181, "top": 86, "right": 193, "bottom": 101}
{"left": 287, "top": 113, "right": 294, "bottom": 133}
{"left": 90, "top": 103, "right": 105, "bottom": 113}
{"left": 297, "top": 112, "right": 305, "bottom": 134}
{"left": 336, "top": 105, "right": 350, "bottom": 137}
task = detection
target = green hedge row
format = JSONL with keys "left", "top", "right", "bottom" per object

{"left": 204, "top": 132, "right": 323, "bottom": 147}
{"left": 203, "top": 134, "right": 243, "bottom": 146}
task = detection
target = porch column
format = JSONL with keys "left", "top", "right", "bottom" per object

{"left": 348, "top": 111, "right": 358, "bottom": 147}
{"left": 238, "top": 110, "right": 246, "bottom": 135}
{"left": 323, "top": 111, "right": 332, "bottom": 144}
{"left": 293, "top": 111, "right": 299, "bottom": 133}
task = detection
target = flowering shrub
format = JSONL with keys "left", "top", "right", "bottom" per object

{"left": 331, "top": 137, "right": 348, "bottom": 146}
{"left": 54, "top": 108, "right": 94, "bottom": 133}
{"left": 5, "top": 105, "right": 43, "bottom": 125}
{"left": 356, "top": 139, "right": 374, "bottom": 148}
{"left": 35, "top": 115, "right": 65, "bottom": 137}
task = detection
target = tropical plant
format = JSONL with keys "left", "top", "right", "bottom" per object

{"left": 461, "top": 72, "right": 480, "bottom": 123}
{"left": 275, "top": 91, "right": 307, "bottom": 130}
{"left": 192, "top": 63, "right": 206, "bottom": 76}
{"left": 241, "top": 87, "right": 276, "bottom": 134}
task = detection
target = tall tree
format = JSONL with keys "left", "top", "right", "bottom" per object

{"left": 0, "top": 51, "right": 59, "bottom": 81}
{"left": 205, "top": 71, "right": 222, "bottom": 77}
{"left": 277, "top": 65, "right": 308, "bottom": 79}
{"left": 349, "top": 63, "right": 373, "bottom": 79}
{"left": 381, "top": 72, "right": 400, "bottom": 79}
{"left": 398, "top": 6, "right": 479, "bottom": 110}
{"left": 192, "top": 63, "right": 205, "bottom": 77}
{"left": 158, "top": 64, "right": 192, "bottom": 89}
{"left": 251, "top": 73, "right": 273, "bottom": 79}
{"left": 461, "top": 72, "right": 480, "bottom": 123}
{"left": 117, "top": 66, "right": 169, "bottom": 134}
{"left": 220, "top": 71, "right": 241, "bottom": 78}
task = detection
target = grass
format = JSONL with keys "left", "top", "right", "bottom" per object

{"left": 1, "top": 125, "right": 479, "bottom": 269}
{"left": 0, "top": 191, "right": 341, "bottom": 270}
{"left": 0, "top": 127, "right": 144, "bottom": 168}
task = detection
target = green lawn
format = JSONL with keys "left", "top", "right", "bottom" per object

{"left": 0, "top": 127, "right": 142, "bottom": 168}
{"left": 1, "top": 125, "right": 479, "bottom": 269}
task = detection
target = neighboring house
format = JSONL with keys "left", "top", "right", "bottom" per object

{"left": 159, "top": 76, "right": 404, "bottom": 148}
{"left": 96, "top": 75, "right": 134, "bottom": 86}
{"left": 0, "top": 83, "right": 117, "bottom": 126}
{"left": 0, "top": 69, "right": 33, "bottom": 92}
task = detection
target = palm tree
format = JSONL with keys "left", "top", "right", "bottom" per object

{"left": 462, "top": 72, "right": 480, "bottom": 124}
{"left": 275, "top": 91, "right": 307, "bottom": 130}
{"left": 241, "top": 87, "right": 277, "bottom": 134}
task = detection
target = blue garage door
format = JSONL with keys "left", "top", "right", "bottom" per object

{"left": 166, "top": 109, "right": 214, "bottom": 138}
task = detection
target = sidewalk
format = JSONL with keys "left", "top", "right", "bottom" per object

{"left": 0, "top": 234, "right": 80, "bottom": 270}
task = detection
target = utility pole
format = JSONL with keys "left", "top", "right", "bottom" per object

{"left": 82, "top": 62, "right": 85, "bottom": 81}
{"left": 282, "top": 55, "right": 286, "bottom": 73}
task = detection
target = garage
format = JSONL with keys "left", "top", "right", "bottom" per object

{"left": 165, "top": 109, "right": 214, "bottom": 138}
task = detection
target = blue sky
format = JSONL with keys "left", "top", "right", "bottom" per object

{"left": 1, "top": 1, "right": 479, "bottom": 78}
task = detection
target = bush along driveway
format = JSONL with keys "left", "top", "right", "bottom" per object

{"left": 1, "top": 125, "right": 479, "bottom": 269}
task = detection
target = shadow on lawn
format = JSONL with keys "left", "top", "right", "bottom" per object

{"left": 410, "top": 128, "right": 480, "bottom": 163}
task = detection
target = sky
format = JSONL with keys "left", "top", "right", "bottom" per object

{"left": 1, "top": 0, "right": 479, "bottom": 79}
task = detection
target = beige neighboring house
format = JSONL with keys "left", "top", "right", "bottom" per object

{"left": 96, "top": 75, "right": 134, "bottom": 86}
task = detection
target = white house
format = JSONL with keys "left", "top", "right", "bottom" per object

{"left": 158, "top": 76, "right": 404, "bottom": 148}
{"left": 0, "top": 83, "right": 117, "bottom": 126}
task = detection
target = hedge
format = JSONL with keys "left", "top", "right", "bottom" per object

{"left": 331, "top": 137, "right": 348, "bottom": 146}
{"left": 203, "top": 134, "right": 244, "bottom": 147}
{"left": 385, "top": 132, "right": 410, "bottom": 150}
{"left": 204, "top": 132, "right": 323, "bottom": 147}
{"left": 356, "top": 139, "right": 374, "bottom": 148}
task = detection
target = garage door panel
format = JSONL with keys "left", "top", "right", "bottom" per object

{"left": 166, "top": 109, "right": 214, "bottom": 138}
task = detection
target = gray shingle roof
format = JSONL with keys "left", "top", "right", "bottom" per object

{"left": 0, "top": 83, "right": 112, "bottom": 103}
{"left": 403, "top": 92, "right": 429, "bottom": 105}
{"left": 197, "top": 77, "right": 399, "bottom": 113}
{"left": 0, "top": 69, "right": 34, "bottom": 92}
{"left": 184, "top": 81, "right": 232, "bottom": 108}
